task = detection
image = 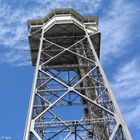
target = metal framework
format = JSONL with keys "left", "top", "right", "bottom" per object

{"left": 24, "top": 8, "right": 132, "bottom": 140}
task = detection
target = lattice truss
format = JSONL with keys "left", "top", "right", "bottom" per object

{"left": 25, "top": 21, "right": 132, "bottom": 140}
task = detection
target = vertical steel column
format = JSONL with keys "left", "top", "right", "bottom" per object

{"left": 76, "top": 42, "right": 109, "bottom": 139}
{"left": 84, "top": 26, "right": 132, "bottom": 140}
{"left": 24, "top": 27, "right": 44, "bottom": 140}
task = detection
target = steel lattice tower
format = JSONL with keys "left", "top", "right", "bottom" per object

{"left": 24, "top": 9, "right": 132, "bottom": 140}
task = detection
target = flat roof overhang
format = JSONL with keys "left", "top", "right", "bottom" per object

{"left": 27, "top": 8, "right": 98, "bottom": 28}
{"left": 27, "top": 8, "right": 100, "bottom": 66}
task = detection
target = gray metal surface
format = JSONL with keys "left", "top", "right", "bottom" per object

{"left": 24, "top": 8, "right": 132, "bottom": 140}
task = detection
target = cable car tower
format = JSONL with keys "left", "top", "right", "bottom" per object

{"left": 24, "top": 8, "right": 132, "bottom": 140}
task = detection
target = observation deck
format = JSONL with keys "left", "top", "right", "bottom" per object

{"left": 27, "top": 8, "right": 100, "bottom": 66}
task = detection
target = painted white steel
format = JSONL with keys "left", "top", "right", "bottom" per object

{"left": 84, "top": 26, "right": 132, "bottom": 140}
{"left": 24, "top": 27, "right": 45, "bottom": 140}
{"left": 24, "top": 10, "right": 132, "bottom": 140}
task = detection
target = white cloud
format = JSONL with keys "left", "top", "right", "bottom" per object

{"left": 111, "top": 58, "right": 140, "bottom": 128}
{"left": 0, "top": 0, "right": 139, "bottom": 67}
{"left": 0, "top": 0, "right": 139, "bottom": 135}
{"left": 100, "top": 0, "right": 139, "bottom": 63}
{"left": 0, "top": 3, "right": 30, "bottom": 66}
{"left": 0, "top": 0, "right": 103, "bottom": 66}
{"left": 123, "top": 99, "right": 140, "bottom": 128}
{"left": 112, "top": 59, "right": 140, "bottom": 99}
{"left": 0, "top": 49, "right": 30, "bottom": 66}
{"left": 32, "top": 0, "right": 102, "bottom": 15}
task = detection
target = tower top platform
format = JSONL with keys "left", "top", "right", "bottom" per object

{"left": 27, "top": 8, "right": 100, "bottom": 66}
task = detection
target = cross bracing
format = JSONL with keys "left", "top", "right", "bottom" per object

{"left": 24, "top": 8, "right": 132, "bottom": 140}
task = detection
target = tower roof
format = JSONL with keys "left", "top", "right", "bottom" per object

{"left": 27, "top": 8, "right": 98, "bottom": 28}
